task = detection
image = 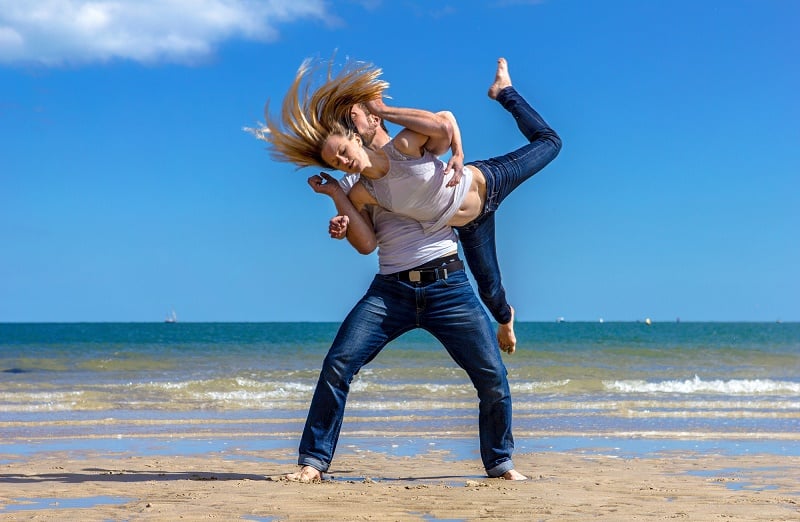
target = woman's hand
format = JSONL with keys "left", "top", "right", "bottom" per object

{"left": 307, "top": 172, "right": 342, "bottom": 197}
{"left": 444, "top": 154, "right": 465, "bottom": 187}
{"left": 329, "top": 215, "right": 349, "bottom": 239}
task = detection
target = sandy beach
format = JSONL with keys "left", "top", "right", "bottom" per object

{"left": 2, "top": 440, "right": 798, "bottom": 521}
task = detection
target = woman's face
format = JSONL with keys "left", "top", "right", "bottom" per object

{"left": 321, "top": 133, "right": 365, "bottom": 174}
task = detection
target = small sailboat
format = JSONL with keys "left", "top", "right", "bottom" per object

{"left": 165, "top": 310, "right": 178, "bottom": 323}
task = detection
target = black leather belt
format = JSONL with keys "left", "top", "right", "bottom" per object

{"left": 392, "top": 256, "right": 464, "bottom": 283}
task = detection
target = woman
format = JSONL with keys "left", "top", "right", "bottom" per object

{"left": 253, "top": 57, "right": 561, "bottom": 352}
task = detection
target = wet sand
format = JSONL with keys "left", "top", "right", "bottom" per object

{"left": 1, "top": 439, "right": 798, "bottom": 521}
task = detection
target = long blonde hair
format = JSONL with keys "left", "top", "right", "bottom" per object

{"left": 249, "top": 56, "right": 389, "bottom": 169}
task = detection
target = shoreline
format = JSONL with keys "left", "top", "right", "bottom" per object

{"left": 1, "top": 440, "right": 798, "bottom": 520}
{"left": 4, "top": 432, "right": 800, "bottom": 460}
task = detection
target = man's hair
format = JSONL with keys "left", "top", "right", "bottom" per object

{"left": 249, "top": 57, "right": 389, "bottom": 169}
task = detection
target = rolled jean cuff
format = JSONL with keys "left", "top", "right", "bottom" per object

{"left": 298, "top": 455, "right": 328, "bottom": 473}
{"left": 496, "top": 85, "right": 516, "bottom": 107}
{"left": 486, "top": 459, "right": 514, "bottom": 478}
{"left": 495, "top": 304, "right": 512, "bottom": 325}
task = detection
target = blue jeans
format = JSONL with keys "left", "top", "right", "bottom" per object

{"left": 459, "top": 86, "right": 562, "bottom": 324}
{"left": 298, "top": 269, "right": 516, "bottom": 477}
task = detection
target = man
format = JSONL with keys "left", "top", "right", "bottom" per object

{"left": 286, "top": 62, "right": 526, "bottom": 482}
{"left": 291, "top": 174, "right": 525, "bottom": 482}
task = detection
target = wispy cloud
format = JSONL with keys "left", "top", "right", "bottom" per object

{"left": 0, "top": 0, "right": 332, "bottom": 66}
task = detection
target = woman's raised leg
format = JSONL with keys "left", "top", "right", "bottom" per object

{"left": 458, "top": 58, "right": 562, "bottom": 353}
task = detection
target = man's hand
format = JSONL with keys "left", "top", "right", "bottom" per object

{"left": 364, "top": 96, "right": 387, "bottom": 118}
{"left": 307, "top": 172, "right": 342, "bottom": 197}
{"left": 329, "top": 215, "right": 349, "bottom": 239}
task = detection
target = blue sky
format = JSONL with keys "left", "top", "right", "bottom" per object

{"left": 1, "top": 0, "right": 798, "bottom": 323}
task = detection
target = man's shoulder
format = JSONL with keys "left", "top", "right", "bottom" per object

{"left": 383, "top": 139, "right": 417, "bottom": 161}
{"left": 338, "top": 173, "right": 361, "bottom": 194}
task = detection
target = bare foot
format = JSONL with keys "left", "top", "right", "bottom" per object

{"left": 488, "top": 57, "right": 512, "bottom": 99}
{"left": 285, "top": 465, "right": 322, "bottom": 483}
{"left": 497, "top": 305, "right": 516, "bottom": 354}
{"left": 502, "top": 469, "right": 528, "bottom": 481}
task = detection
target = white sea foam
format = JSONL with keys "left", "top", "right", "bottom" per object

{"left": 514, "top": 380, "right": 571, "bottom": 392}
{"left": 350, "top": 381, "right": 472, "bottom": 394}
{"left": 156, "top": 381, "right": 190, "bottom": 390}
{"left": 200, "top": 384, "right": 315, "bottom": 403}
{"left": 0, "top": 391, "right": 83, "bottom": 412}
{"left": 604, "top": 376, "right": 800, "bottom": 395}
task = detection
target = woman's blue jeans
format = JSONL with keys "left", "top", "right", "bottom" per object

{"left": 459, "top": 86, "right": 562, "bottom": 324}
{"left": 298, "top": 269, "right": 516, "bottom": 478}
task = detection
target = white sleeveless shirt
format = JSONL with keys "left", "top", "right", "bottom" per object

{"left": 361, "top": 141, "right": 472, "bottom": 234}
{"left": 339, "top": 174, "right": 458, "bottom": 274}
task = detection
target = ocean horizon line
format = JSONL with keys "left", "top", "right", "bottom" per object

{"left": 0, "top": 318, "right": 800, "bottom": 325}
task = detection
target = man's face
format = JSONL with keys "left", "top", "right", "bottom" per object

{"left": 349, "top": 104, "right": 377, "bottom": 147}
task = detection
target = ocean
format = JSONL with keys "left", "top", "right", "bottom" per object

{"left": 1, "top": 322, "right": 798, "bottom": 457}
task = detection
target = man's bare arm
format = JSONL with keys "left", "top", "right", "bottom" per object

{"left": 307, "top": 173, "right": 377, "bottom": 254}
{"left": 365, "top": 98, "right": 453, "bottom": 156}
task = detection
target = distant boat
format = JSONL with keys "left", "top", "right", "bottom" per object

{"left": 165, "top": 310, "right": 178, "bottom": 323}
{"left": 556, "top": 317, "right": 565, "bottom": 323}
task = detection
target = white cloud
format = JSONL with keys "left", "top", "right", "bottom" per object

{"left": 0, "top": 25, "right": 23, "bottom": 55}
{"left": 0, "top": 0, "right": 331, "bottom": 66}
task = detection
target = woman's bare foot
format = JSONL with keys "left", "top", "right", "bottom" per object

{"left": 502, "top": 469, "right": 528, "bottom": 480}
{"left": 488, "top": 57, "right": 512, "bottom": 99}
{"left": 285, "top": 465, "right": 322, "bottom": 483}
{"left": 497, "top": 305, "right": 516, "bottom": 354}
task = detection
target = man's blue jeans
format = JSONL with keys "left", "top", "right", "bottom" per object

{"left": 460, "top": 86, "right": 562, "bottom": 325}
{"left": 298, "top": 269, "right": 516, "bottom": 478}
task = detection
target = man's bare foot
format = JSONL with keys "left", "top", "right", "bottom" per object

{"left": 502, "top": 469, "right": 528, "bottom": 480}
{"left": 497, "top": 305, "right": 516, "bottom": 354}
{"left": 488, "top": 57, "right": 512, "bottom": 99}
{"left": 285, "top": 465, "right": 322, "bottom": 483}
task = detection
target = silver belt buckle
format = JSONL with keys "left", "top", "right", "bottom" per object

{"left": 409, "top": 270, "right": 421, "bottom": 283}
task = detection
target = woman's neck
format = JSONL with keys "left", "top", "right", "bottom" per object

{"left": 359, "top": 148, "right": 389, "bottom": 180}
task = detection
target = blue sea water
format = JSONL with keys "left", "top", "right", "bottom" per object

{"left": 1, "top": 322, "right": 798, "bottom": 456}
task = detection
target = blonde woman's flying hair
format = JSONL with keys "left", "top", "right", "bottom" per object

{"left": 248, "top": 56, "right": 389, "bottom": 169}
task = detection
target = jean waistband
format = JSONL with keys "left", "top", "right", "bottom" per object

{"left": 389, "top": 255, "right": 464, "bottom": 284}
